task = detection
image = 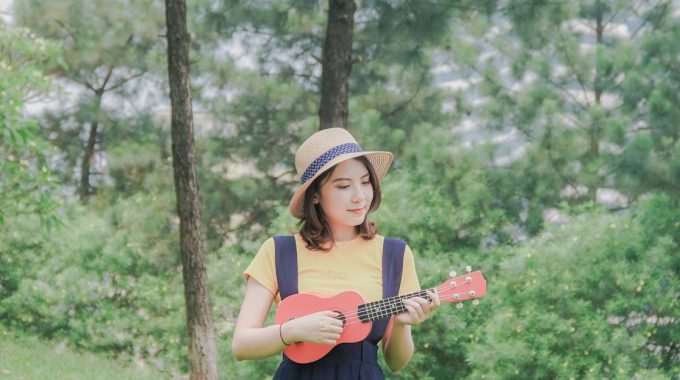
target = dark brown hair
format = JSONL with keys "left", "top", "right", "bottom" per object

{"left": 297, "top": 156, "right": 382, "bottom": 251}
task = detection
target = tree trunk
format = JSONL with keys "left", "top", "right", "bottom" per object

{"left": 78, "top": 91, "right": 103, "bottom": 201}
{"left": 585, "top": 5, "right": 605, "bottom": 202}
{"left": 318, "top": 0, "right": 356, "bottom": 130}
{"left": 164, "top": 1, "right": 218, "bottom": 379}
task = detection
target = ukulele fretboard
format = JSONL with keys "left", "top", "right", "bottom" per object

{"left": 356, "top": 289, "right": 433, "bottom": 322}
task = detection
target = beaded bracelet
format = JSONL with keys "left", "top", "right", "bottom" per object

{"left": 279, "top": 321, "right": 290, "bottom": 346}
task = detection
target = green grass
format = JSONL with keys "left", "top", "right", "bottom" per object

{"left": 0, "top": 328, "right": 168, "bottom": 380}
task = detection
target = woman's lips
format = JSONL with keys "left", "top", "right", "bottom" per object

{"left": 349, "top": 207, "right": 366, "bottom": 214}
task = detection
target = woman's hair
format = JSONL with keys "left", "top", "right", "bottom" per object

{"left": 297, "top": 156, "right": 382, "bottom": 251}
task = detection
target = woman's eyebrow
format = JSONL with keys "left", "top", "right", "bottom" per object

{"left": 331, "top": 173, "right": 370, "bottom": 183}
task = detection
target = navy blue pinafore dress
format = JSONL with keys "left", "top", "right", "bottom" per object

{"left": 272, "top": 236, "right": 406, "bottom": 380}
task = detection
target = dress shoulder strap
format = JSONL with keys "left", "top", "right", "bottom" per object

{"left": 365, "top": 237, "right": 407, "bottom": 343}
{"left": 273, "top": 235, "right": 298, "bottom": 300}
{"left": 381, "top": 237, "right": 406, "bottom": 299}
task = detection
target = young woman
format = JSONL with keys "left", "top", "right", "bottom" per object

{"left": 232, "top": 128, "right": 439, "bottom": 379}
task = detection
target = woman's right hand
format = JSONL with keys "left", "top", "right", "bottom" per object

{"left": 284, "top": 310, "right": 344, "bottom": 345}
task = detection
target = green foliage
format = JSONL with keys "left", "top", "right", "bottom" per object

{"left": 13, "top": 0, "right": 167, "bottom": 198}
{"left": 372, "top": 123, "right": 511, "bottom": 252}
{"left": 14, "top": 0, "right": 165, "bottom": 78}
{"left": 0, "top": 24, "right": 62, "bottom": 227}
{"left": 634, "top": 194, "right": 680, "bottom": 274}
{"left": 0, "top": 194, "right": 186, "bottom": 375}
{"left": 376, "top": 168, "right": 503, "bottom": 252}
{"left": 195, "top": 73, "right": 317, "bottom": 246}
{"left": 449, "top": 0, "right": 680, "bottom": 214}
{"left": 467, "top": 194, "right": 679, "bottom": 379}
{"left": 103, "top": 113, "right": 174, "bottom": 198}
{"left": 0, "top": 194, "right": 289, "bottom": 378}
{"left": 615, "top": 15, "right": 680, "bottom": 196}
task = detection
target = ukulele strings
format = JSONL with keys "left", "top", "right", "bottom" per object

{"left": 334, "top": 281, "right": 475, "bottom": 327}
{"left": 337, "top": 281, "right": 465, "bottom": 321}
{"left": 340, "top": 285, "right": 472, "bottom": 327}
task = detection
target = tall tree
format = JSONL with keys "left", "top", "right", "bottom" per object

{"left": 319, "top": 0, "right": 356, "bottom": 130}
{"left": 165, "top": 0, "right": 217, "bottom": 378}
{"left": 447, "top": 0, "right": 679, "bottom": 214}
{"left": 13, "top": 0, "right": 165, "bottom": 201}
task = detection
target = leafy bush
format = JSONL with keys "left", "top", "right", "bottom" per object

{"left": 0, "top": 194, "right": 188, "bottom": 375}
{"left": 3, "top": 182, "right": 677, "bottom": 379}
{"left": 467, "top": 195, "right": 679, "bottom": 379}
{"left": 0, "top": 193, "right": 288, "bottom": 378}
{"left": 0, "top": 24, "right": 62, "bottom": 227}
{"left": 370, "top": 123, "right": 511, "bottom": 254}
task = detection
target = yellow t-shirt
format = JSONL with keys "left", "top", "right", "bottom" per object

{"left": 243, "top": 234, "right": 420, "bottom": 304}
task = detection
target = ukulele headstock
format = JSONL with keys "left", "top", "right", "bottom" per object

{"left": 435, "top": 266, "right": 487, "bottom": 308}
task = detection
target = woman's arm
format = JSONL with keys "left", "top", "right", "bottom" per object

{"left": 232, "top": 278, "right": 345, "bottom": 360}
{"left": 382, "top": 317, "right": 414, "bottom": 372}
{"left": 382, "top": 289, "right": 439, "bottom": 372}
{"left": 231, "top": 278, "right": 284, "bottom": 360}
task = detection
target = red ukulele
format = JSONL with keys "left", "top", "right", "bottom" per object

{"left": 275, "top": 268, "right": 487, "bottom": 364}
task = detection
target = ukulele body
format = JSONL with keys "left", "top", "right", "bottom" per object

{"left": 275, "top": 291, "right": 372, "bottom": 364}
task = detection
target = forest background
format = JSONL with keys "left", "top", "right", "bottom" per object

{"left": 1, "top": 0, "right": 679, "bottom": 379}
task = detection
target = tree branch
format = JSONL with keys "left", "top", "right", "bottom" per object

{"left": 105, "top": 71, "right": 146, "bottom": 92}
{"left": 557, "top": 27, "right": 591, "bottom": 108}
{"left": 100, "top": 65, "right": 115, "bottom": 92}
{"left": 380, "top": 83, "right": 421, "bottom": 119}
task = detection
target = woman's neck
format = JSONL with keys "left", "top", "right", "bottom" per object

{"left": 330, "top": 226, "right": 359, "bottom": 242}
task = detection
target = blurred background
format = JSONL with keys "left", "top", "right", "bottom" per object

{"left": 1, "top": 0, "right": 678, "bottom": 378}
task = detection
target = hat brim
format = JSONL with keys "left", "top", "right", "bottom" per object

{"left": 289, "top": 151, "right": 393, "bottom": 219}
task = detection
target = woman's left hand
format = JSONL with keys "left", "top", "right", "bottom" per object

{"left": 395, "top": 289, "right": 440, "bottom": 326}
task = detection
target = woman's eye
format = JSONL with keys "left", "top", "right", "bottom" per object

{"left": 362, "top": 181, "right": 370, "bottom": 185}
{"left": 337, "top": 185, "right": 350, "bottom": 189}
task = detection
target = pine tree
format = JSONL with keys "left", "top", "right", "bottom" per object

{"left": 13, "top": 0, "right": 165, "bottom": 201}
{"left": 446, "top": 0, "right": 680, "bottom": 215}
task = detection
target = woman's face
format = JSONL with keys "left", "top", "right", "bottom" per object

{"left": 316, "top": 158, "right": 374, "bottom": 237}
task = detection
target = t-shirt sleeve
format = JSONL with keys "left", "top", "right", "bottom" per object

{"left": 243, "top": 237, "right": 278, "bottom": 296}
{"left": 398, "top": 244, "right": 420, "bottom": 295}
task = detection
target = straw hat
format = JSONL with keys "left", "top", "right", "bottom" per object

{"left": 289, "top": 128, "right": 393, "bottom": 219}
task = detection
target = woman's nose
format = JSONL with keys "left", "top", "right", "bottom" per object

{"left": 351, "top": 187, "right": 365, "bottom": 203}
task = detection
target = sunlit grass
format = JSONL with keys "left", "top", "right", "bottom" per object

{"left": 0, "top": 328, "right": 167, "bottom": 380}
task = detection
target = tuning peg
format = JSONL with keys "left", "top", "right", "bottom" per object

{"left": 466, "top": 266, "right": 472, "bottom": 273}
{"left": 449, "top": 270, "right": 457, "bottom": 278}
{"left": 472, "top": 299, "right": 480, "bottom": 305}
{"left": 456, "top": 302, "right": 464, "bottom": 309}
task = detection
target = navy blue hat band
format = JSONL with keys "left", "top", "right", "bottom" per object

{"left": 300, "top": 143, "right": 362, "bottom": 184}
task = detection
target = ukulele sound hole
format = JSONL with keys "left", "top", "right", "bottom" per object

{"left": 333, "top": 311, "right": 347, "bottom": 327}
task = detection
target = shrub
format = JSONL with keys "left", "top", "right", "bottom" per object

{"left": 467, "top": 195, "right": 678, "bottom": 379}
